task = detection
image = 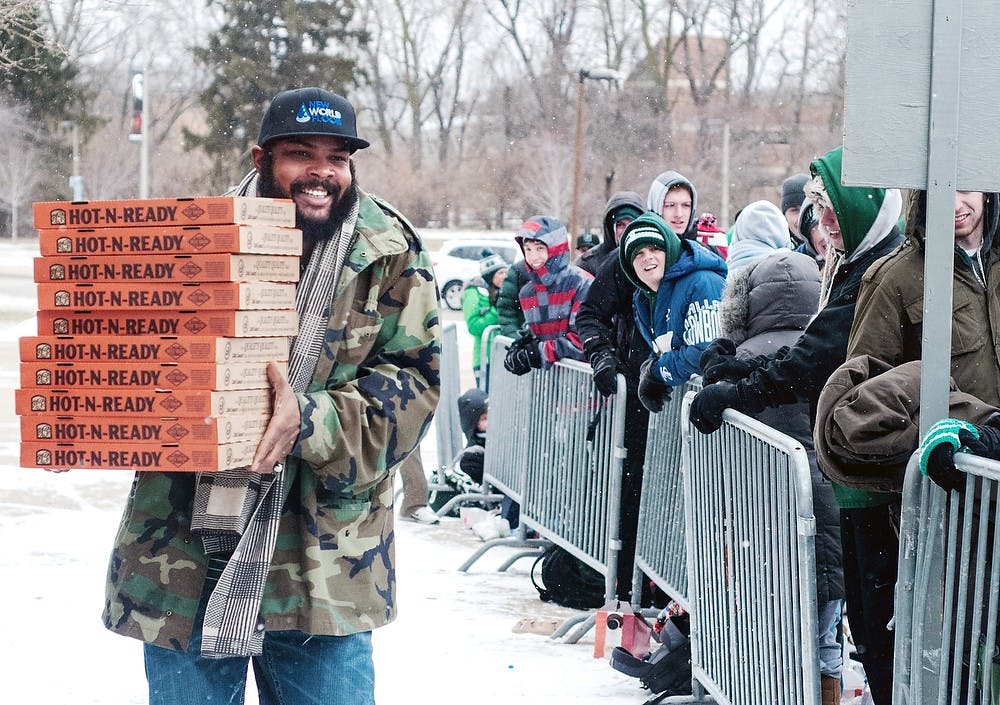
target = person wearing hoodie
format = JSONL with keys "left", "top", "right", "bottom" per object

{"left": 577, "top": 191, "right": 645, "bottom": 277}
{"left": 620, "top": 211, "right": 727, "bottom": 414}
{"left": 724, "top": 200, "right": 792, "bottom": 276}
{"left": 813, "top": 188, "right": 1000, "bottom": 705}
{"left": 462, "top": 252, "right": 509, "bottom": 389}
{"left": 502, "top": 216, "right": 593, "bottom": 375}
{"left": 717, "top": 244, "right": 844, "bottom": 705}
{"left": 794, "top": 202, "right": 829, "bottom": 270}
{"left": 690, "top": 145, "right": 905, "bottom": 703}
{"left": 647, "top": 170, "right": 699, "bottom": 241}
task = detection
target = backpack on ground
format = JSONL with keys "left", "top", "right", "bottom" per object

{"left": 530, "top": 543, "right": 605, "bottom": 610}
{"left": 610, "top": 613, "right": 693, "bottom": 702}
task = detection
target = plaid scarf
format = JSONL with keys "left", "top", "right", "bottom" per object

{"left": 191, "top": 172, "right": 359, "bottom": 658}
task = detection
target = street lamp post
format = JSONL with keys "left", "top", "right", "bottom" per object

{"left": 59, "top": 120, "right": 84, "bottom": 201}
{"left": 570, "top": 67, "right": 621, "bottom": 240}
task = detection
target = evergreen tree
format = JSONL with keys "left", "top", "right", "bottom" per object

{"left": 186, "top": 0, "right": 365, "bottom": 191}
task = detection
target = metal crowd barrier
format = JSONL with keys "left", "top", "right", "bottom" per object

{"left": 632, "top": 378, "right": 702, "bottom": 611}
{"left": 679, "top": 392, "right": 820, "bottom": 705}
{"left": 893, "top": 452, "right": 1000, "bottom": 705}
{"left": 460, "top": 334, "right": 627, "bottom": 643}
{"left": 478, "top": 324, "right": 500, "bottom": 391}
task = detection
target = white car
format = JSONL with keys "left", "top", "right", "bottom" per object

{"left": 432, "top": 238, "right": 520, "bottom": 311}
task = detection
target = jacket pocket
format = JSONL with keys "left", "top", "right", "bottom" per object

{"left": 338, "top": 308, "right": 384, "bottom": 367}
{"left": 906, "top": 293, "right": 984, "bottom": 357}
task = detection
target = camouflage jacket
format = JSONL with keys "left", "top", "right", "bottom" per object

{"left": 103, "top": 191, "right": 441, "bottom": 650}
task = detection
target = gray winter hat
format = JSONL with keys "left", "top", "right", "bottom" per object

{"left": 780, "top": 174, "right": 809, "bottom": 213}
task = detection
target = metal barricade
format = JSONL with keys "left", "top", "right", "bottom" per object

{"left": 478, "top": 324, "right": 500, "bottom": 391}
{"left": 461, "top": 334, "right": 627, "bottom": 643}
{"left": 433, "top": 321, "right": 465, "bottom": 485}
{"left": 681, "top": 392, "right": 820, "bottom": 705}
{"left": 632, "top": 378, "right": 702, "bottom": 611}
{"left": 893, "top": 452, "right": 1000, "bottom": 705}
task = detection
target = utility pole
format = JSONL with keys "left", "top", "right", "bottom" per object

{"left": 60, "top": 121, "right": 84, "bottom": 200}
{"left": 130, "top": 68, "right": 150, "bottom": 198}
{"left": 570, "top": 68, "right": 621, "bottom": 240}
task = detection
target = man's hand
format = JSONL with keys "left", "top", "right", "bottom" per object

{"left": 251, "top": 362, "right": 301, "bottom": 474}
{"left": 504, "top": 334, "right": 541, "bottom": 376}
{"left": 637, "top": 357, "right": 671, "bottom": 413}
{"left": 590, "top": 350, "right": 621, "bottom": 397}
{"left": 699, "top": 338, "right": 753, "bottom": 384}
{"left": 689, "top": 382, "right": 739, "bottom": 434}
{"left": 919, "top": 419, "right": 1000, "bottom": 493}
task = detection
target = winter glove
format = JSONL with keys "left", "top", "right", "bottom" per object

{"left": 590, "top": 350, "right": 622, "bottom": 397}
{"left": 637, "top": 357, "right": 671, "bottom": 413}
{"left": 918, "top": 419, "right": 1000, "bottom": 492}
{"left": 689, "top": 382, "right": 740, "bottom": 434}
{"left": 699, "top": 338, "right": 755, "bottom": 384}
{"left": 503, "top": 345, "right": 533, "bottom": 376}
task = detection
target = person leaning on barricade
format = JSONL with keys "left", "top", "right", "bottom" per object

{"left": 815, "top": 186, "right": 1000, "bottom": 704}
{"left": 502, "top": 216, "right": 593, "bottom": 376}
{"left": 689, "top": 145, "right": 904, "bottom": 703}
{"left": 618, "top": 211, "right": 726, "bottom": 413}
{"left": 717, "top": 200, "right": 845, "bottom": 705}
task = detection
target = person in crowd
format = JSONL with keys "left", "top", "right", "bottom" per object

{"left": 456, "top": 387, "right": 489, "bottom": 486}
{"left": 814, "top": 188, "right": 1000, "bottom": 704}
{"left": 716, "top": 233, "right": 844, "bottom": 705}
{"left": 781, "top": 173, "right": 810, "bottom": 244}
{"left": 647, "top": 170, "right": 699, "bottom": 240}
{"left": 691, "top": 145, "right": 904, "bottom": 703}
{"left": 102, "top": 87, "right": 441, "bottom": 705}
{"left": 463, "top": 251, "right": 508, "bottom": 389}
{"left": 576, "top": 189, "right": 649, "bottom": 602}
{"left": 397, "top": 451, "right": 440, "bottom": 525}
{"left": 794, "top": 201, "right": 829, "bottom": 270}
{"left": 723, "top": 200, "right": 791, "bottom": 275}
{"left": 620, "top": 211, "right": 726, "bottom": 413}
{"left": 496, "top": 258, "right": 528, "bottom": 337}
{"left": 503, "top": 216, "right": 593, "bottom": 375}
{"left": 694, "top": 212, "right": 729, "bottom": 259}
{"left": 578, "top": 191, "right": 645, "bottom": 276}
{"left": 574, "top": 232, "right": 601, "bottom": 262}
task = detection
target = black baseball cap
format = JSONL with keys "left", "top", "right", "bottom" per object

{"left": 257, "top": 87, "right": 370, "bottom": 152}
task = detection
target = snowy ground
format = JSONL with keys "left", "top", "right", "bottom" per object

{"left": 0, "top": 237, "right": 646, "bottom": 704}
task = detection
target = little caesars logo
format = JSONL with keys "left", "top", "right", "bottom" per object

{"left": 295, "top": 101, "right": 342, "bottom": 126}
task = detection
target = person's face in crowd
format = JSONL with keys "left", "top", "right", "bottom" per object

{"left": 784, "top": 206, "right": 801, "bottom": 236}
{"left": 660, "top": 186, "right": 693, "bottom": 235}
{"left": 954, "top": 191, "right": 986, "bottom": 249}
{"left": 613, "top": 214, "right": 634, "bottom": 244}
{"left": 807, "top": 222, "right": 829, "bottom": 259}
{"left": 477, "top": 411, "right": 488, "bottom": 433}
{"left": 522, "top": 239, "right": 549, "bottom": 270}
{"left": 816, "top": 199, "right": 843, "bottom": 252}
{"left": 491, "top": 267, "right": 508, "bottom": 288}
{"left": 253, "top": 135, "right": 353, "bottom": 226}
{"left": 632, "top": 246, "right": 666, "bottom": 291}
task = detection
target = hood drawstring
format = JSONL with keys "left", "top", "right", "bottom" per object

{"left": 971, "top": 247, "right": 987, "bottom": 289}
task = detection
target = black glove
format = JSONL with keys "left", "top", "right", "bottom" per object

{"left": 689, "top": 382, "right": 740, "bottom": 434}
{"left": 923, "top": 423, "right": 1000, "bottom": 492}
{"left": 503, "top": 337, "right": 541, "bottom": 375}
{"left": 590, "top": 350, "right": 621, "bottom": 397}
{"left": 637, "top": 357, "right": 671, "bottom": 413}
{"left": 700, "top": 338, "right": 753, "bottom": 384}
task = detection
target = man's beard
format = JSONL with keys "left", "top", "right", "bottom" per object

{"left": 257, "top": 155, "right": 360, "bottom": 249}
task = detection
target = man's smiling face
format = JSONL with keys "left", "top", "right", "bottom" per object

{"left": 252, "top": 135, "right": 352, "bottom": 224}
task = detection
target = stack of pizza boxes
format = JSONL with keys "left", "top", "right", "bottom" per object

{"left": 17, "top": 196, "right": 302, "bottom": 472}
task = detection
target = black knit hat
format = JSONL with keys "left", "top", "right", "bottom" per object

{"left": 257, "top": 87, "right": 370, "bottom": 152}
{"left": 576, "top": 232, "right": 601, "bottom": 249}
{"left": 780, "top": 174, "right": 809, "bottom": 213}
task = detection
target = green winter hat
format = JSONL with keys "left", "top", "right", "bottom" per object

{"left": 618, "top": 212, "right": 682, "bottom": 292}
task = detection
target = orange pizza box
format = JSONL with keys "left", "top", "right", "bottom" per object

{"left": 34, "top": 253, "right": 300, "bottom": 284}
{"left": 21, "top": 360, "right": 285, "bottom": 391}
{"left": 34, "top": 196, "right": 295, "bottom": 230}
{"left": 37, "top": 309, "right": 299, "bottom": 337}
{"left": 21, "top": 335, "right": 290, "bottom": 364}
{"left": 16, "top": 387, "right": 271, "bottom": 417}
{"left": 37, "top": 281, "right": 296, "bottom": 311}
{"left": 21, "top": 414, "right": 268, "bottom": 445}
{"left": 38, "top": 223, "right": 302, "bottom": 256}
{"left": 21, "top": 439, "right": 258, "bottom": 472}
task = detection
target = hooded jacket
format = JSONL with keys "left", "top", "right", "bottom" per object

{"left": 718, "top": 250, "right": 842, "bottom": 604}
{"left": 725, "top": 200, "right": 792, "bottom": 275}
{"left": 578, "top": 191, "right": 645, "bottom": 276}
{"left": 462, "top": 275, "right": 501, "bottom": 371}
{"left": 630, "top": 238, "right": 727, "bottom": 385}
{"left": 722, "top": 146, "right": 904, "bottom": 477}
{"left": 104, "top": 187, "right": 441, "bottom": 650}
{"left": 847, "top": 190, "right": 1000, "bottom": 408}
{"left": 515, "top": 218, "right": 593, "bottom": 366}
{"left": 647, "top": 171, "right": 699, "bottom": 238}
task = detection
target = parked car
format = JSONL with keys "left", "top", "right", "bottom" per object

{"left": 432, "top": 238, "right": 520, "bottom": 311}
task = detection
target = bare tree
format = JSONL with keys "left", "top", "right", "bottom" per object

{"left": 0, "top": 104, "right": 47, "bottom": 239}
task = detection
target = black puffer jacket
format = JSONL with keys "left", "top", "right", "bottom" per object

{"left": 720, "top": 251, "right": 843, "bottom": 604}
{"left": 577, "top": 191, "right": 644, "bottom": 277}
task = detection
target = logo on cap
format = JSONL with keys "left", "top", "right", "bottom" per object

{"left": 295, "top": 101, "right": 343, "bottom": 126}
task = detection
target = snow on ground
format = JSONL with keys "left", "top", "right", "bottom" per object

{"left": 0, "top": 297, "right": 648, "bottom": 705}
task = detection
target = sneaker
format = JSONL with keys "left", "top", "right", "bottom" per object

{"left": 404, "top": 506, "right": 440, "bottom": 524}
